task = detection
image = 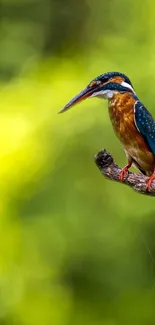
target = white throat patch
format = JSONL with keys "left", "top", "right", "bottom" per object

{"left": 90, "top": 89, "right": 115, "bottom": 99}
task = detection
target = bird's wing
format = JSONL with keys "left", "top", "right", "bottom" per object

{"left": 134, "top": 100, "right": 155, "bottom": 154}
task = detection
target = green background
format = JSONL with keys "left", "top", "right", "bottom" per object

{"left": 0, "top": 0, "right": 155, "bottom": 324}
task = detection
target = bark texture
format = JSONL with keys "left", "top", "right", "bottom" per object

{"left": 94, "top": 149, "right": 155, "bottom": 196}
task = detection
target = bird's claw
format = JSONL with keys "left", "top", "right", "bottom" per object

{"left": 119, "top": 167, "right": 129, "bottom": 181}
{"left": 146, "top": 174, "right": 155, "bottom": 191}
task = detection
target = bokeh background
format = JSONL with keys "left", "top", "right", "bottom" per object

{"left": 1, "top": 0, "right": 155, "bottom": 324}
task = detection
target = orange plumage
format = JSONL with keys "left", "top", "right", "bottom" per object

{"left": 108, "top": 92, "right": 155, "bottom": 175}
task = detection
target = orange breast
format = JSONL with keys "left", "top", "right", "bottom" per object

{"left": 108, "top": 93, "right": 155, "bottom": 174}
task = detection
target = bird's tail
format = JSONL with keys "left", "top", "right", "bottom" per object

{"left": 132, "top": 159, "right": 147, "bottom": 175}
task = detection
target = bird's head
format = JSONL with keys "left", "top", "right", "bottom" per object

{"left": 58, "top": 72, "right": 135, "bottom": 113}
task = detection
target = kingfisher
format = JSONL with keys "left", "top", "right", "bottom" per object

{"left": 58, "top": 72, "right": 155, "bottom": 190}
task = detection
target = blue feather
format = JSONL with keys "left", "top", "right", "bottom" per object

{"left": 134, "top": 100, "right": 155, "bottom": 154}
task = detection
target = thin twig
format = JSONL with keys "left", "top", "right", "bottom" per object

{"left": 94, "top": 149, "right": 155, "bottom": 196}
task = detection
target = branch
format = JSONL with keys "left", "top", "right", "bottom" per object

{"left": 94, "top": 149, "right": 155, "bottom": 196}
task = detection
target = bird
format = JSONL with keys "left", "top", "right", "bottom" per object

{"left": 58, "top": 72, "right": 155, "bottom": 190}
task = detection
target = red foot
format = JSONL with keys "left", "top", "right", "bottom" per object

{"left": 146, "top": 173, "right": 155, "bottom": 191}
{"left": 119, "top": 167, "right": 130, "bottom": 181}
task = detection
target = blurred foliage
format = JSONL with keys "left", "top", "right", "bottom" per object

{"left": 0, "top": 0, "right": 155, "bottom": 324}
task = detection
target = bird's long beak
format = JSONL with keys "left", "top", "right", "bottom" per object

{"left": 58, "top": 85, "right": 98, "bottom": 114}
